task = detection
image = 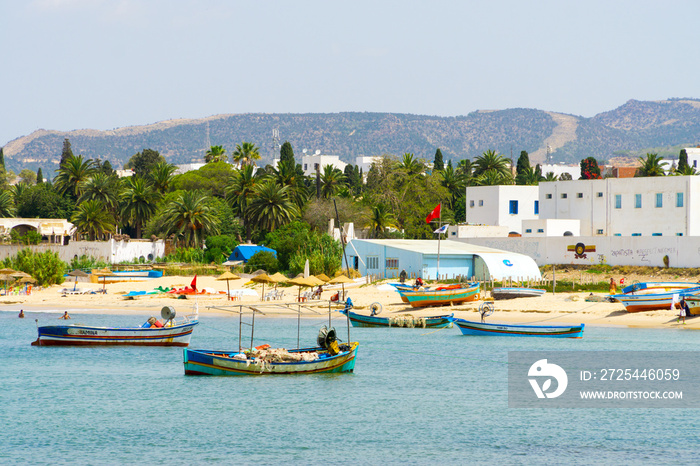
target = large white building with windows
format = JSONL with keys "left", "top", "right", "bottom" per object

{"left": 465, "top": 185, "right": 540, "bottom": 235}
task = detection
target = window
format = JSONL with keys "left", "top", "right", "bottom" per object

{"left": 367, "top": 256, "right": 379, "bottom": 269}
{"left": 635, "top": 194, "right": 642, "bottom": 208}
{"left": 385, "top": 258, "right": 398, "bottom": 269}
{"left": 561, "top": 193, "right": 568, "bottom": 199}
{"left": 525, "top": 229, "right": 532, "bottom": 233}
{"left": 451, "top": 231, "right": 456, "bottom": 236}
{"left": 469, "top": 200, "right": 474, "bottom": 207}
{"left": 314, "top": 163, "right": 319, "bottom": 170}
{"left": 546, "top": 193, "right": 552, "bottom": 199}
{"left": 597, "top": 229, "right": 604, "bottom": 235}
{"left": 614, "top": 233, "right": 621, "bottom": 236}
{"left": 677, "top": 192, "right": 684, "bottom": 207}
{"left": 509, "top": 200, "right": 518, "bottom": 214}
{"left": 577, "top": 193, "right": 583, "bottom": 198}
{"left": 695, "top": 161, "right": 698, "bottom": 168}
{"left": 615, "top": 194, "right": 621, "bottom": 209}
{"left": 632, "top": 233, "right": 641, "bottom": 236}
{"left": 478, "top": 200, "right": 484, "bottom": 206}
{"left": 656, "top": 193, "right": 663, "bottom": 208}
{"left": 597, "top": 192, "right": 603, "bottom": 198}
{"left": 537, "top": 229, "right": 544, "bottom": 233}
{"left": 534, "top": 200, "right": 539, "bottom": 215}
{"left": 652, "top": 233, "right": 662, "bottom": 236}
{"left": 303, "top": 164, "right": 308, "bottom": 170}
{"left": 677, "top": 233, "right": 684, "bottom": 236}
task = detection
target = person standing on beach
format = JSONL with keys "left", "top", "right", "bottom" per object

{"left": 609, "top": 278, "right": 617, "bottom": 295}
{"left": 678, "top": 298, "right": 688, "bottom": 324}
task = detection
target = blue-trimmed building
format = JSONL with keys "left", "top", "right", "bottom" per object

{"left": 344, "top": 239, "right": 540, "bottom": 280}
{"left": 227, "top": 245, "right": 277, "bottom": 263}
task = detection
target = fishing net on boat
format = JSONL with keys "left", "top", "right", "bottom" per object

{"left": 388, "top": 315, "right": 426, "bottom": 328}
{"left": 244, "top": 348, "right": 320, "bottom": 372}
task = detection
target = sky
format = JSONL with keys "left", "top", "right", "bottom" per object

{"left": 2, "top": 0, "right": 700, "bottom": 147}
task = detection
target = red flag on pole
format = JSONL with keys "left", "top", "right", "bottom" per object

{"left": 425, "top": 203, "right": 441, "bottom": 223}
{"left": 190, "top": 275, "right": 197, "bottom": 291}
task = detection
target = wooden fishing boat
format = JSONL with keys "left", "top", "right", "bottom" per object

{"left": 491, "top": 287, "right": 545, "bottom": 300}
{"left": 620, "top": 281, "right": 700, "bottom": 295}
{"left": 32, "top": 307, "right": 198, "bottom": 346}
{"left": 398, "top": 283, "right": 480, "bottom": 308}
{"left": 453, "top": 318, "right": 584, "bottom": 338}
{"left": 339, "top": 309, "right": 453, "bottom": 328}
{"left": 676, "top": 295, "right": 700, "bottom": 316}
{"left": 611, "top": 287, "right": 700, "bottom": 313}
{"left": 183, "top": 342, "right": 358, "bottom": 375}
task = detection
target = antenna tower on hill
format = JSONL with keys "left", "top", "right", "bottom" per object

{"left": 272, "top": 128, "right": 280, "bottom": 161}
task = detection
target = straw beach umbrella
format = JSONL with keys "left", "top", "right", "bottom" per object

{"left": 67, "top": 269, "right": 89, "bottom": 291}
{"left": 316, "top": 273, "right": 331, "bottom": 283}
{"left": 250, "top": 273, "right": 276, "bottom": 300}
{"left": 92, "top": 268, "right": 113, "bottom": 292}
{"left": 216, "top": 271, "right": 241, "bottom": 301}
{"left": 328, "top": 274, "right": 355, "bottom": 301}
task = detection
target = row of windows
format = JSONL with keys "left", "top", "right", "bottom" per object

{"left": 544, "top": 192, "right": 605, "bottom": 199}
{"left": 614, "top": 193, "right": 683, "bottom": 209}
{"left": 367, "top": 256, "right": 400, "bottom": 269}
{"left": 613, "top": 233, "right": 683, "bottom": 236}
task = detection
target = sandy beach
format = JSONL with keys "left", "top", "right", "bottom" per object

{"left": 2, "top": 275, "right": 697, "bottom": 329}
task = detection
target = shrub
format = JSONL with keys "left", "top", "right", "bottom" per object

{"left": 2, "top": 249, "right": 66, "bottom": 286}
{"left": 244, "top": 251, "right": 279, "bottom": 274}
{"left": 204, "top": 234, "right": 239, "bottom": 263}
{"left": 164, "top": 248, "right": 206, "bottom": 263}
{"left": 70, "top": 255, "right": 109, "bottom": 271}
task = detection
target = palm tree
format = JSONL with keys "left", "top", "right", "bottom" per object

{"left": 78, "top": 172, "right": 120, "bottom": 212}
{"left": 675, "top": 164, "right": 697, "bottom": 176}
{"left": 268, "top": 159, "right": 309, "bottom": 208}
{"left": 54, "top": 155, "right": 96, "bottom": 197}
{"left": 475, "top": 169, "right": 513, "bottom": 186}
{"left": 473, "top": 150, "right": 511, "bottom": 178}
{"left": 225, "top": 165, "right": 259, "bottom": 241}
{"left": 245, "top": 181, "right": 299, "bottom": 232}
{"left": 515, "top": 166, "right": 543, "bottom": 186}
{"left": 71, "top": 200, "right": 116, "bottom": 240}
{"left": 439, "top": 165, "right": 466, "bottom": 209}
{"left": 148, "top": 161, "right": 177, "bottom": 194}
{"left": 232, "top": 142, "right": 261, "bottom": 167}
{"left": 365, "top": 204, "right": 397, "bottom": 238}
{"left": 205, "top": 145, "right": 227, "bottom": 164}
{"left": 0, "top": 190, "right": 16, "bottom": 217}
{"left": 636, "top": 153, "right": 667, "bottom": 177}
{"left": 10, "top": 182, "right": 31, "bottom": 203}
{"left": 397, "top": 153, "right": 425, "bottom": 176}
{"left": 320, "top": 165, "right": 346, "bottom": 199}
{"left": 162, "top": 191, "right": 220, "bottom": 248}
{"left": 120, "top": 177, "right": 160, "bottom": 238}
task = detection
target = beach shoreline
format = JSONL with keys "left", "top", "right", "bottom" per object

{"left": 2, "top": 275, "right": 697, "bottom": 329}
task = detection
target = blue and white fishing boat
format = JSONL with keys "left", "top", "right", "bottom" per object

{"left": 340, "top": 308, "right": 453, "bottom": 328}
{"left": 453, "top": 318, "right": 584, "bottom": 338}
{"left": 32, "top": 307, "right": 198, "bottom": 347}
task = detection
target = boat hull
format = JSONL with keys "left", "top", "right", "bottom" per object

{"left": 32, "top": 321, "right": 198, "bottom": 346}
{"left": 620, "top": 281, "right": 700, "bottom": 295}
{"left": 398, "top": 283, "right": 480, "bottom": 308}
{"left": 183, "top": 343, "right": 359, "bottom": 376}
{"left": 611, "top": 287, "right": 700, "bottom": 312}
{"left": 340, "top": 310, "right": 453, "bottom": 328}
{"left": 491, "top": 287, "right": 545, "bottom": 300}
{"left": 453, "top": 318, "right": 584, "bottom": 338}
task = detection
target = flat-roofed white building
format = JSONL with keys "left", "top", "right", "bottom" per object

{"left": 301, "top": 152, "right": 347, "bottom": 176}
{"left": 539, "top": 176, "right": 700, "bottom": 237}
{"left": 465, "top": 185, "right": 540, "bottom": 235}
{"left": 540, "top": 163, "right": 580, "bottom": 180}
{"left": 522, "top": 219, "right": 581, "bottom": 237}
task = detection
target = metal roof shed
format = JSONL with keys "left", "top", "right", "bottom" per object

{"left": 344, "top": 239, "right": 541, "bottom": 281}
{"left": 227, "top": 245, "right": 277, "bottom": 263}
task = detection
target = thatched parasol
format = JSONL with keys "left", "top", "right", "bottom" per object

{"left": 19, "top": 276, "right": 37, "bottom": 284}
{"left": 250, "top": 273, "right": 276, "bottom": 300}
{"left": 92, "top": 268, "right": 113, "bottom": 291}
{"left": 287, "top": 276, "right": 316, "bottom": 302}
{"left": 67, "top": 269, "right": 90, "bottom": 291}
{"left": 216, "top": 271, "right": 241, "bottom": 301}
{"left": 328, "top": 274, "right": 355, "bottom": 301}
{"left": 315, "top": 273, "right": 331, "bottom": 283}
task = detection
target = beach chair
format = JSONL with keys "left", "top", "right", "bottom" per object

{"left": 263, "top": 290, "right": 275, "bottom": 301}
{"left": 275, "top": 290, "right": 284, "bottom": 300}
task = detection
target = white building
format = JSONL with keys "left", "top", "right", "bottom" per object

{"left": 538, "top": 177, "right": 699, "bottom": 237}
{"left": 684, "top": 147, "right": 700, "bottom": 170}
{"left": 465, "top": 185, "right": 540, "bottom": 235}
{"left": 301, "top": 151, "right": 347, "bottom": 176}
{"left": 354, "top": 155, "right": 382, "bottom": 178}
{"left": 540, "top": 163, "right": 580, "bottom": 180}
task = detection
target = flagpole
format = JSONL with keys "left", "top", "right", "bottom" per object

{"left": 437, "top": 203, "right": 441, "bottom": 281}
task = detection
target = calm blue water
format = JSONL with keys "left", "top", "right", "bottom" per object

{"left": 2, "top": 310, "right": 699, "bottom": 465}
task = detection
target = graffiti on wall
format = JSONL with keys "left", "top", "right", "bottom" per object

{"left": 567, "top": 242, "right": 596, "bottom": 259}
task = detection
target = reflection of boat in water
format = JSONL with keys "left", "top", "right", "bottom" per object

{"left": 32, "top": 307, "right": 198, "bottom": 346}
{"left": 453, "top": 318, "right": 584, "bottom": 338}
{"left": 397, "top": 283, "right": 480, "bottom": 308}
{"left": 339, "top": 308, "right": 453, "bottom": 328}
{"left": 184, "top": 299, "right": 359, "bottom": 376}
{"left": 491, "top": 287, "right": 545, "bottom": 300}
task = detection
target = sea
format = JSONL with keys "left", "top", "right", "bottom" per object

{"left": 2, "top": 309, "right": 699, "bottom": 465}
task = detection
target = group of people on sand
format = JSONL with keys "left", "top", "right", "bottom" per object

{"left": 399, "top": 270, "right": 423, "bottom": 289}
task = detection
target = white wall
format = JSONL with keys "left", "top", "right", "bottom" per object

{"left": 465, "top": 185, "right": 539, "bottom": 234}
{"left": 301, "top": 155, "right": 347, "bottom": 176}
{"left": 540, "top": 163, "right": 580, "bottom": 180}
{"left": 447, "top": 224, "right": 509, "bottom": 238}
{"left": 522, "top": 219, "right": 580, "bottom": 237}
{"left": 460, "top": 235, "right": 700, "bottom": 268}
{"left": 0, "top": 239, "right": 165, "bottom": 264}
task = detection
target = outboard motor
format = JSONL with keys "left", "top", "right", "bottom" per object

{"left": 317, "top": 325, "right": 339, "bottom": 355}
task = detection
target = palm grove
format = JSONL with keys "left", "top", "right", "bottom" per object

{"left": 0, "top": 139, "right": 688, "bottom": 281}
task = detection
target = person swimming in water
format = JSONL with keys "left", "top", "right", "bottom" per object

{"left": 59, "top": 311, "right": 71, "bottom": 320}
{"left": 18, "top": 309, "right": 25, "bottom": 318}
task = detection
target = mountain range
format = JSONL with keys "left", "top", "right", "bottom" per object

{"left": 4, "top": 98, "right": 700, "bottom": 174}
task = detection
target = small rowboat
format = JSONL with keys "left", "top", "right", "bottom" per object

{"left": 611, "top": 287, "right": 700, "bottom": 313}
{"left": 620, "top": 281, "right": 700, "bottom": 295}
{"left": 398, "top": 283, "right": 480, "bottom": 308}
{"left": 31, "top": 307, "right": 198, "bottom": 347}
{"left": 183, "top": 343, "right": 359, "bottom": 376}
{"left": 491, "top": 287, "right": 545, "bottom": 300}
{"left": 339, "top": 309, "right": 453, "bottom": 328}
{"left": 453, "top": 318, "right": 584, "bottom": 338}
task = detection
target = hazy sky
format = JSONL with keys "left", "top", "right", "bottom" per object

{"left": 2, "top": 0, "right": 699, "bottom": 146}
